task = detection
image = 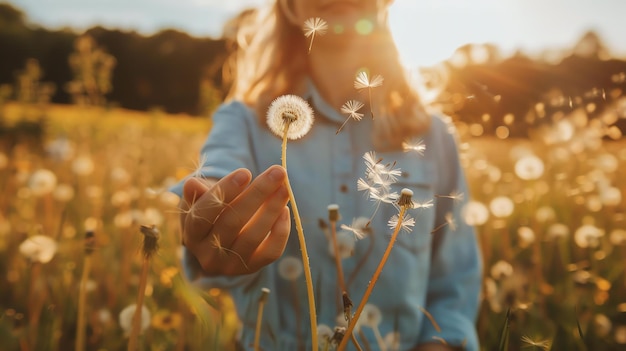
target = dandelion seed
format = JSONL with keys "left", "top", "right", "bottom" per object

{"left": 340, "top": 217, "right": 371, "bottom": 240}
{"left": 520, "top": 335, "right": 551, "bottom": 350}
{"left": 266, "top": 95, "right": 314, "bottom": 140}
{"left": 435, "top": 190, "right": 464, "bottom": 203}
{"left": 209, "top": 233, "right": 249, "bottom": 270}
{"left": 413, "top": 199, "right": 434, "bottom": 209}
{"left": 336, "top": 100, "right": 364, "bottom": 134}
{"left": 354, "top": 71, "right": 383, "bottom": 119}
{"left": 303, "top": 17, "right": 328, "bottom": 53}
{"left": 388, "top": 214, "right": 415, "bottom": 233}
{"left": 354, "top": 71, "right": 384, "bottom": 90}
{"left": 402, "top": 138, "right": 426, "bottom": 155}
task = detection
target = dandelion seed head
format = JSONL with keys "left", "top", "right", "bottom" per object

{"left": 19, "top": 235, "right": 58, "bottom": 263}
{"left": 328, "top": 231, "right": 355, "bottom": 259}
{"left": 462, "top": 201, "right": 489, "bottom": 226}
{"left": 546, "top": 223, "right": 570, "bottom": 240}
{"left": 574, "top": 224, "right": 604, "bottom": 248}
{"left": 515, "top": 155, "right": 545, "bottom": 180}
{"left": 356, "top": 304, "right": 382, "bottom": 329}
{"left": 28, "top": 169, "right": 57, "bottom": 196}
{"left": 489, "top": 196, "right": 515, "bottom": 218}
{"left": 517, "top": 226, "right": 535, "bottom": 248}
{"left": 490, "top": 260, "right": 514, "bottom": 280}
{"left": 119, "top": 304, "right": 151, "bottom": 336}
{"left": 278, "top": 256, "right": 303, "bottom": 281}
{"left": 267, "top": 95, "right": 314, "bottom": 140}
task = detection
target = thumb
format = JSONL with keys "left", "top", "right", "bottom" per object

{"left": 182, "top": 177, "right": 210, "bottom": 205}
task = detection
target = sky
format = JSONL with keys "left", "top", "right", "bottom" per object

{"left": 6, "top": 0, "right": 626, "bottom": 67}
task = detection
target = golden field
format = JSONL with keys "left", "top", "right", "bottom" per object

{"left": 1, "top": 99, "right": 625, "bottom": 351}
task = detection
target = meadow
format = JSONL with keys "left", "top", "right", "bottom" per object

{"left": 1, "top": 90, "right": 626, "bottom": 351}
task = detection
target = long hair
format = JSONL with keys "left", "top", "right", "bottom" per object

{"left": 223, "top": 1, "right": 431, "bottom": 150}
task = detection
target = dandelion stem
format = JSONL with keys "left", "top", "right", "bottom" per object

{"left": 254, "top": 288, "right": 270, "bottom": 351}
{"left": 75, "top": 255, "right": 92, "bottom": 351}
{"left": 337, "top": 206, "right": 408, "bottom": 351}
{"left": 281, "top": 127, "right": 318, "bottom": 351}
{"left": 330, "top": 219, "right": 347, "bottom": 295}
{"left": 128, "top": 256, "right": 150, "bottom": 351}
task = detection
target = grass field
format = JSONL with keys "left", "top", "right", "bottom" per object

{"left": 1, "top": 100, "right": 625, "bottom": 351}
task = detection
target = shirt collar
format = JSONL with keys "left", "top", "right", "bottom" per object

{"left": 302, "top": 78, "right": 345, "bottom": 124}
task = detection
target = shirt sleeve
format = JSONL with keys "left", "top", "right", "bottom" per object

{"left": 417, "top": 116, "right": 483, "bottom": 351}
{"left": 169, "top": 101, "right": 261, "bottom": 290}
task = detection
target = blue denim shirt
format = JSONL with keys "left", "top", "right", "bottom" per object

{"left": 170, "top": 83, "right": 482, "bottom": 351}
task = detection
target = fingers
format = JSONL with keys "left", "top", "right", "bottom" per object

{"left": 183, "top": 169, "right": 251, "bottom": 245}
{"left": 229, "top": 184, "right": 289, "bottom": 260}
{"left": 210, "top": 165, "right": 287, "bottom": 248}
{"left": 248, "top": 206, "right": 291, "bottom": 270}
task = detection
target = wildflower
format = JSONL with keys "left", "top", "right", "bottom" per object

{"left": 119, "top": 304, "right": 150, "bottom": 336}
{"left": 534, "top": 206, "right": 556, "bottom": 223}
{"left": 151, "top": 310, "right": 182, "bottom": 331}
{"left": 71, "top": 155, "right": 95, "bottom": 176}
{"left": 514, "top": 155, "right": 544, "bottom": 180}
{"left": 387, "top": 214, "right": 415, "bottom": 233}
{"left": 336, "top": 100, "right": 364, "bottom": 134}
{"left": 402, "top": 138, "right": 426, "bottom": 155}
{"left": 19, "top": 235, "right": 58, "bottom": 263}
{"left": 278, "top": 256, "right": 303, "bottom": 281}
{"left": 303, "top": 17, "right": 328, "bottom": 53}
{"left": 462, "top": 201, "right": 489, "bottom": 226}
{"left": 28, "top": 169, "right": 57, "bottom": 196}
{"left": 266, "top": 94, "right": 314, "bottom": 140}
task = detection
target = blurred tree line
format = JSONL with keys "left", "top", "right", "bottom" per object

{"left": 1, "top": 3, "right": 625, "bottom": 137}
{"left": 0, "top": 3, "right": 227, "bottom": 116}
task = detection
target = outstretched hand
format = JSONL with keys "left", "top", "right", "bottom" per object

{"left": 179, "top": 165, "right": 291, "bottom": 275}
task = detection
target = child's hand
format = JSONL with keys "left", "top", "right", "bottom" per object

{"left": 179, "top": 165, "right": 291, "bottom": 275}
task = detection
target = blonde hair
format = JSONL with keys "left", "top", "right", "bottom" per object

{"left": 223, "top": 1, "right": 431, "bottom": 150}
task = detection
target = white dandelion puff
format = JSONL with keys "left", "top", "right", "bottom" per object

{"left": 336, "top": 100, "right": 365, "bottom": 134}
{"left": 267, "top": 95, "right": 314, "bottom": 140}
{"left": 19, "top": 235, "right": 58, "bottom": 263}
{"left": 340, "top": 217, "right": 371, "bottom": 240}
{"left": 278, "top": 256, "right": 303, "bottom": 281}
{"left": 119, "top": 304, "right": 151, "bottom": 337}
{"left": 303, "top": 17, "right": 328, "bottom": 53}
{"left": 28, "top": 169, "right": 57, "bottom": 196}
